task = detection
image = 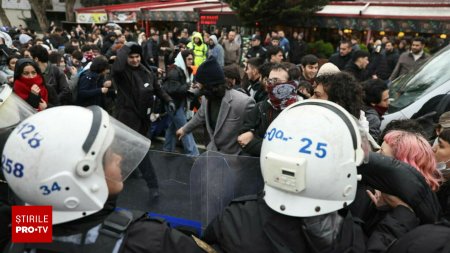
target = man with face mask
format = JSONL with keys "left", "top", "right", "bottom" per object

{"left": 176, "top": 56, "right": 255, "bottom": 155}
{"left": 238, "top": 62, "right": 299, "bottom": 157}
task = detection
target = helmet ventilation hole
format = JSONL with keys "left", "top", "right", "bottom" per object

{"left": 91, "top": 151, "right": 95, "bottom": 155}
{"left": 65, "top": 187, "right": 70, "bottom": 191}
{"left": 347, "top": 173, "right": 351, "bottom": 178}
{"left": 315, "top": 206, "right": 321, "bottom": 212}
{"left": 82, "top": 165, "right": 90, "bottom": 172}
{"left": 280, "top": 205, "right": 286, "bottom": 211}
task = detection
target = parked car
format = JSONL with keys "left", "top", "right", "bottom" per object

{"left": 381, "top": 44, "right": 450, "bottom": 130}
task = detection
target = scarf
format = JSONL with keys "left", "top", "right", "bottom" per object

{"left": 267, "top": 80, "right": 299, "bottom": 110}
{"left": 14, "top": 75, "right": 48, "bottom": 103}
{"left": 373, "top": 105, "right": 388, "bottom": 117}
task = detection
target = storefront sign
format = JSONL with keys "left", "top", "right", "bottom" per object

{"left": 200, "top": 15, "right": 219, "bottom": 25}
{"left": 76, "top": 13, "right": 108, "bottom": 24}
{"left": 109, "top": 11, "right": 137, "bottom": 23}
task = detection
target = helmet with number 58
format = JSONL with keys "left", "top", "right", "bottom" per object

{"left": 2, "top": 106, "right": 150, "bottom": 224}
{"left": 260, "top": 99, "right": 369, "bottom": 217}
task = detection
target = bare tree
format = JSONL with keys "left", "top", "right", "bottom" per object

{"left": 65, "top": 0, "right": 77, "bottom": 22}
{"left": 28, "top": 0, "right": 50, "bottom": 32}
{"left": 0, "top": 7, "right": 11, "bottom": 27}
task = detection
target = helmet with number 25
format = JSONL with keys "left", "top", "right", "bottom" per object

{"left": 260, "top": 99, "right": 368, "bottom": 217}
{"left": 3, "top": 106, "right": 150, "bottom": 224}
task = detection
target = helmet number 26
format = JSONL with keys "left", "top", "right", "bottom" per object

{"left": 299, "top": 138, "right": 328, "bottom": 158}
{"left": 16, "top": 122, "right": 42, "bottom": 149}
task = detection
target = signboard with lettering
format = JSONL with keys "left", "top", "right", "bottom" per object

{"left": 109, "top": 11, "right": 137, "bottom": 23}
{"left": 76, "top": 13, "right": 108, "bottom": 24}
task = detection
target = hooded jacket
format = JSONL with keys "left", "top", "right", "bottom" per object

{"left": 112, "top": 43, "right": 172, "bottom": 135}
{"left": 187, "top": 32, "right": 207, "bottom": 67}
{"left": 208, "top": 35, "right": 224, "bottom": 67}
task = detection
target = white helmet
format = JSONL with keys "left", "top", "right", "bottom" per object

{"left": 260, "top": 99, "right": 368, "bottom": 217}
{"left": 0, "top": 84, "right": 35, "bottom": 128}
{"left": 3, "top": 106, "right": 151, "bottom": 224}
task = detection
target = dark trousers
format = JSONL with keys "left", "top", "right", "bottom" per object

{"left": 138, "top": 151, "right": 159, "bottom": 189}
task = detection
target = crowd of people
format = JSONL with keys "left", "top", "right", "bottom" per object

{"left": 0, "top": 22, "right": 449, "bottom": 252}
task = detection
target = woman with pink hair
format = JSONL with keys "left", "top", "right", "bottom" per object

{"left": 380, "top": 130, "right": 442, "bottom": 192}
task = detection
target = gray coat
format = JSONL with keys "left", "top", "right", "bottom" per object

{"left": 183, "top": 89, "right": 255, "bottom": 154}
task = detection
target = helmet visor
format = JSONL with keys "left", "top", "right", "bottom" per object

{"left": 103, "top": 116, "right": 151, "bottom": 182}
{"left": 0, "top": 86, "right": 35, "bottom": 128}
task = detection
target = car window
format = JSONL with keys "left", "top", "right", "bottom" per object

{"left": 388, "top": 45, "right": 450, "bottom": 113}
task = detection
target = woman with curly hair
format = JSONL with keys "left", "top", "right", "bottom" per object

{"left": 380, "top": 130, "right": 442, "bottom": 192}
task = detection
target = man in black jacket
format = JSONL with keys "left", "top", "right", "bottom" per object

{"left": 344, "top": 50, "right": 371, "bottom": 82}
{"left": 329, "top": 40, "right": 353, "bottom": 70}
{"left": 112, "top": 42, "right": 175, "bottom": 199}
{"left": 29, "top": 45, "right": 72, "bottom": 105}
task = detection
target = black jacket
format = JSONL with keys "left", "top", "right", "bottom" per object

{"left": 246, "top": 79, "right": 267, "bottom": 104}
{"left": 344, "top": 62, "right": 370, "bottom": 82}
{"left": 289, "top": 39, "right": 307, "bottom": 65}
{"left": 240, "top": 100, "right": 281, "bottom": 157}
{"left": 386, "top": 220, "right": 450, "bottom": 253}
{"left": 112, "top": 45, "right": 172, "bottom": 135}
{"left": 368, "top": 52, "right": 390, "bottom": 80}
{"left": 43, "top": 64, "right": 72, "bottom": 105}
{"left": 437, "top": 181, "right": 450, "bottom": 220}
{"left": 77, "top": 71, "right": 115, "bottom": 108}
{"left": 329, "top": 52, "right": 352, "bottom": 70}
{"left": 163, "top": 65, "right": 189, "bottom": 108}
{"left": 357, "top": 152, "right": 442, "bottom": 224}
{"left": 7, "top": 200, "right": 204, "bottom": 253}
{"left": 203, "top": 196, "right": 417, "bottom": 253}
{"left": 246, "top": 45, "right": 267, "bottom": 60}
{"left": 385, "top": 50, "right": 399, "bottom": 78}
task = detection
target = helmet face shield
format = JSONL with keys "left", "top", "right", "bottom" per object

{"left": 0, "top": 85, "right": 35, "bottom": 128}
{"left": 103, "top": 116, "right": 151, "bottom": 182}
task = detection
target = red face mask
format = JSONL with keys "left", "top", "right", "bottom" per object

{"left": 267, "top": 80, "right": 299, "bottom": 110}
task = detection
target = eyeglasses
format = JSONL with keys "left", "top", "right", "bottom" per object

{"left": 267, "top": 78, "right": 288, "bottom": 85}
{"left": 22, "top": 71, "right": 37, "bottom": 77}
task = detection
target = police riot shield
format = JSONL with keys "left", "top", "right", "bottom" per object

{"left": 190, "top": 151, "right": 263, "bottom": 229}
{"left": 117, "top": 150, "right": 263, "bottom": 232}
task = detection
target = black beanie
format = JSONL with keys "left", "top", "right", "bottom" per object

{"left": 195, "top": 56, "right": 225, "bottom": 86}
{"left": 126, "top": 42, "right": 142, "bottom": 56}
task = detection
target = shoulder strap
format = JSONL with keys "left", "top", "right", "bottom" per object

{"left": 87, "top": 209, "right": 145, "bottom": 253}
{"left": 8, "top": 209, "right": 145, "bottom": 253}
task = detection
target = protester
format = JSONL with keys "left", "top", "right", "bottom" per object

{"left": 176, "top": 57, "right": 255, "bottom": 155}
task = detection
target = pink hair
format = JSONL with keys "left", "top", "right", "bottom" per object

{"left": 384, "top": 130, "right": 442, "bottom": 192}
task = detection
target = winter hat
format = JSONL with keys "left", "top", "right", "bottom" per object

{"left": 195, "top": 56, "right": 225, "bottom": 86}
{"left": 19, "top": 34, "right": 32, "bottom": 45}
{"left": 125, "top": 42, "right": 142, "bottom": 56}
{"left": 316, "top": 62, "right": 340, "bottom": 77}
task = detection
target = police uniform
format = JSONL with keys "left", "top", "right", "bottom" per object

{"left": 202, "top": 196, "right": 366, "bottom": 253}
{"left": 7, "top": 200, "right": 205, "bottom": 253}
{"left": 246, "top": 46, "right": 267, "bottom": 60}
